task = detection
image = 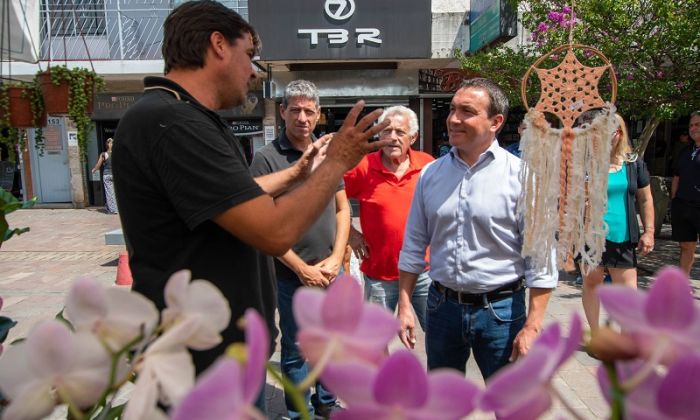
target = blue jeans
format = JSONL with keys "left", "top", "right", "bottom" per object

{"left": 425, "top": 282, "right": 526, "bottom": 380}
{"left": 277, "top": 273, "right": 337, "bottom": 419}
{"left": 363, "top": 271, "right": 431, "bottom": 330}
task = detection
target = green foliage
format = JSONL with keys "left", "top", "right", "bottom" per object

{"left": 463, "top": 0, "right": 700, "bottom": 119}
{"left": 0, "top": 188, "right": 36, "bottom": 246}
{"left": 42, "top": 66, "right": 105, "bottom": 161}
{"left": 0, "top": 85, "right": 24, "bottom": 162}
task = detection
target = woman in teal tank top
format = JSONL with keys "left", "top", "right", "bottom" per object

{"left": 582, "top": 114, "right": 655, "bottom": 332}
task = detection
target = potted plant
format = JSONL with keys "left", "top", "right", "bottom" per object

{"left": 0, "top": 80, "right": 46, "bottom": 160}
{"left": 36, "top": 66, "right": 105, "bottom": 159}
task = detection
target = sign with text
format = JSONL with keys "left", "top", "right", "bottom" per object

{"left": 249, "top": 0, "right": 431, "bottom": 60}
{"left": 230, "top": 120, "right": 263, "bottom": 136}
{"left": 469, "top": 0, "right": 517, "bottom": 54}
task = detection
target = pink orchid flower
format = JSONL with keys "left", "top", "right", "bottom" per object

{"left": 321, "top": 350, "right": 480, "bottom": 420}
{"left": 64, "top": 277, "right": 159, "bottom": 352}
{"left": 598, "top": 266, "right": 700, "bottom": 365}
{"left": 293, "top": 275, "right": 399, "bottom": 366}
{"left": 478, "top": 314, "right": 583, "bottom": 420}
{"left": 656, "top": 353, "right": 700, "bottom": 418}
{"left": 0, "top": 320, "right": 111, "bottom": 420}
{"left": 596, "top": 360, "right": 668, "bottom": 420}
{"left": 170, "top": 309, "right": 269, "bottom": 420}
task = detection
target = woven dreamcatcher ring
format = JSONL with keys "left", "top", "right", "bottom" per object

{"left": 520, "top": 44, "right": 617, "bottom": 129}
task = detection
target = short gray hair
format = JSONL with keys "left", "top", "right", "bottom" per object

{"left": 378, "top": 105, "right": 419, "bottom": 136}
{"left": 283, "top": 79, "right": 320, "bottom": 107}
{"left": 691, "top": 110, "right": 700, "bottom": 119}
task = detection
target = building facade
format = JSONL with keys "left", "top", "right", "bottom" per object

{"left": 4, "top": 0, "right": 518, "bottom": 206}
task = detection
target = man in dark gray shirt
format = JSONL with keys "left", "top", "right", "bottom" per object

{"left": 250, "top": 80, "right": 349, "bottom": 419}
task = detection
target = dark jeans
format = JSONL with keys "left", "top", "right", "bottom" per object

{"left": 425, "top": 282, "right": 526, "bottom": 380}
{"left": 277, "top": 273, "right": 337, "bottom": 419}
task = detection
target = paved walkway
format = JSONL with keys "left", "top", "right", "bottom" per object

{"left": 1, "top": 209, "right": 698, "bottom": 419}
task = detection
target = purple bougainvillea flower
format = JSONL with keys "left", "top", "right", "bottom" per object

{"left": 537, "top": 22, "right": 550, "bottom": 32}
{"left": 294, "top": 275, "right": 399, "bottom": 366}
{"left": 598, "top": 266, "right": 700, "bottom": 364}
{"left": 478, "top": 314, "right": 583, "bottom": 420}
{"left": 170, "top": 309, "right": 269, "bottom": 420}
{"left": 562, "top": 5, "right": 572, "bottom": 14}
{"left": 547, "top": 11, "right": 563, "bottom": 22}
{"left": 657, "top": 353, "right": 700, "bottom": 418}
{"left": 596, "top": 360, "right": 667, "bottom": 420}
{"left": 321, "top": 350, "right": 479, "bottom": 420}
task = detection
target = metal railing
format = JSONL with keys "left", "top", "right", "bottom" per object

{"left": 40, "top": 0, "right": 248, "bottom": 61}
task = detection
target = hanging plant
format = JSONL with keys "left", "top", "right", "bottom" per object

{"left": 0, "top": 81, "right": 47, "bottom": 159}
{"left": 36, "top": 66, "right": 105, "bottom": 160}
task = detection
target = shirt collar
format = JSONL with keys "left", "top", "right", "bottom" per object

{"left": 277, "top": 130, "right": 317, "bottom": 152}
{"left": 144, "top": 76, "right": 198, "bottom": 104}
{"left": 143, "top": 76, "right": 228, "bottom": 128}
{"left": 450, "top": 139, "right": 501, "bottom": 169}
{"left": 369, "top": 148, "right": 423, "bottom": 174}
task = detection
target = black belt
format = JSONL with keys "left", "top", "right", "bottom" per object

{"left": 434, "top": 279, "right": 524, "bottom": 305}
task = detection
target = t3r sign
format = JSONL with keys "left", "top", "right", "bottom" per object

{"left": 249, "top": 0, "right": 431, "bottom": 61}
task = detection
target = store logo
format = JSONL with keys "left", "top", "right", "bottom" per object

{"left": 325, "top": 0, "right": 355, "bottom": 21}
{"left": 298, "top": 0, "right": 381, "bottom": 47}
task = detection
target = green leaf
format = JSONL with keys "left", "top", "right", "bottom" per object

{"left": 93, "top": 403, "right": 125, "bottom": 420}
{"left": 4, "top": 227, "right": 30, "bottom": 242}
{"left": 0, "top": 316, "right": 17, "bottom": 343}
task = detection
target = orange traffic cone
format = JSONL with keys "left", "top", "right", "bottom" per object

{"left": 115, "top": 251, "right": 133, "bottom": 286}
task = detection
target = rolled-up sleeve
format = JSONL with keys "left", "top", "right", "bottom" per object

{"left": 519, "top": 205, "right": 558, "bottom": 289}
{"left": 523, "top": 254, "right": 558, "bottom": 288}
{"left": 399, "top": 174, "right": 430, "bottom": 274}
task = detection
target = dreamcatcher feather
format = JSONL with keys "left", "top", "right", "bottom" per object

{"left": 518, "top": 42, "right": 618, "bottom": 275}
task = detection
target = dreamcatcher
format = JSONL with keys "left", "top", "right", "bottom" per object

{"left": 518, "top": 9, "right": 618, "bottom": 274}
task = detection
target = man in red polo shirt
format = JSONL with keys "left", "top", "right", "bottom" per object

{"left": 344, "top": 106, "right": 434, "bottom": 329}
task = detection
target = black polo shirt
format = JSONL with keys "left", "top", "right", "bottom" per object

{"left": 673, "top": 144, "right": 700, "bottom": 206}
{"left": 112, "top": 76, "right": 276, "bottom": 373}
{"left": 250, "top": 132, "right": 343, "bottom": 281}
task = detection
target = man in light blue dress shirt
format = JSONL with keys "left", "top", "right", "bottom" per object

{"left": 396, "top": 78, "right": 558, "bottom": 380}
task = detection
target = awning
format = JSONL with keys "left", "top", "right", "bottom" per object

{"left": 0, "top": 0, "right": 40, "bottom": 64}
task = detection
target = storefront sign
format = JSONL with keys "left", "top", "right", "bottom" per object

{"left": 230, "top": 120, "right": 263, "bottom": 136}
{"left": 469, "top": 0, "right": 517, "bottom": 53}
{"left": 93, "top": 93, "right": 141, "bottom": 120}
{"left": 249, "top": 0, "right": 430, "bottom": 60}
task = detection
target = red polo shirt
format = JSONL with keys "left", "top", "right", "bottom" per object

{"left": 344, "top": 149, "right": 434, "bottom": 280}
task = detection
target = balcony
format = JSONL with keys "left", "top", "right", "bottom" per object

{"left": 39, "top": 0, "right": 248, "bottom": 62}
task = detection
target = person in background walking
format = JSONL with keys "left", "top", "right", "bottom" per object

{"left": 91, "top": 138, "right": 118, "bottom": 214}
{"left": 582, "top": 114, "right": 654, "bottom": 331}
{"left": 671, "top": 111, "right": 700, "bottom": 275}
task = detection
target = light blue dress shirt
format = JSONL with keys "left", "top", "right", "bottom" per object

{"left": 399, "top": 140, "right": 558, "bottom": 293}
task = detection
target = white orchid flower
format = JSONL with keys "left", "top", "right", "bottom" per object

{"left": 65, "top": 277, "right": 159, "bottom": 352}
{"left": 0, "top": 320, "right": 111, "bottom": 420}
{"left": 123, "top": 270, "right": 230, "bottom": 419}
{"left": 123, "top": 325, "right": 196, "bottom": 420}
{"left": 160, "top": 270, "right": 231, "bottom": 350}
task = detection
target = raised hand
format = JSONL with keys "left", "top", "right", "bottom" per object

{"left": 325, "top": 101, "right": 392, "bottom": 171}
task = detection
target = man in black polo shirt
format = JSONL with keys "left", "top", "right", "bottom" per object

{"left": 250, "top": 80, "right": 349, "bottom": 419}
{"left": 671, "top": 111, "right": 700, "bottom": 275}
{"left": 112, "top": 0, "right": 390, "bottom": 376}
